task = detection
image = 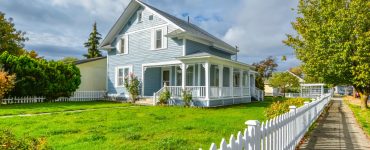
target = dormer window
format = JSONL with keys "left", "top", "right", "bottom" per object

{"left": 137, "top": 10, "right": 143, "bottom": 23}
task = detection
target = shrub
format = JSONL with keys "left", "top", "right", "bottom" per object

{"left": 0, "top": 129, "right": 51, "bottom": 150}
{"left": 0, "top": 52, "right": 81, "bottom": 100}
{"left": 182, "top": 90, "right": 192, "bottom": 107}
{"left": 158, "top": 88, "right": 170, "bottom": 105}
{"left": 0, "top": 69, "right": 15, "bottom": 103}
{"left": 124, "top": 73, "right": 140, "bottom": 103}
{"left": 265, "top": 97, "right": 307, "bottom": 119}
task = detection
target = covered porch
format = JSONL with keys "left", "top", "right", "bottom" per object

{"left": 142, "top": 54, "right": 259, "bottom": 107}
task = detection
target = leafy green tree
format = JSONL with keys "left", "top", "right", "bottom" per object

{"left": 83, "top": 22, "right": 102, "bottom": 58}
{"left": 269, "top": 72, "right": 300, "bottom": 97}
{"left": 60, "top": 57, "right": 79, "bottom": 64}
{"left": 252, "top": 56, "right": 278, "bottom": 90}
{"left": 0, "top": 52, "right": 81, "bottom": 100}
{"left": 289, "top": 66, "right": 303, "bottom": 78}
{"left": 0, "top": 11, "right": 28, "bottom": 55}
{"left": 284, "top": 0, "right": 370, "bottom": 109}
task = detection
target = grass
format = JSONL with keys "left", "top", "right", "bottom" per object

{"left": 0, "top": 97, "right": 285, "bottom": 150}
{"left": 0, "top": 101, "right": 131, "bottom": 116}
{"left": 344, "top": 99, "right": 370, "bottom": 136}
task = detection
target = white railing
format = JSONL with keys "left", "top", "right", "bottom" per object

{"left": 285, "top": 93, "right": 300, "bottom": 98}
{"left": 185, "top": 86, "right": 206, "bottom": 98}
{"left": 153, "top": 86, "right": 206, "bottom": 105}
{"left": 2, "top": 96, "right": 45, "bottom": 104}
{"left": 233, "top": 87, "right": 242, "bottom": 97}
{"left": 56, "top": 91, "right": 106, "bottom": 102}
{"left": 243, "top": 87, "right": 250, "bottom": 96}
{"left": 207, "top": 93, "right": 332, "bottom": 150}
{"left": 252, "top": 88, "right": 264, "bottom": 101}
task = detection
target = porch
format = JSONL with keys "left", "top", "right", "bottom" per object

{"left": 142, "top": 54, "right": 262, "bottom": 107}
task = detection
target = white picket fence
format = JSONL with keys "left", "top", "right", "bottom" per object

{"left": 207, "top": 92, "right": 332, "bottom": 150}
{"left": 2, "top": 96, "right": 46, "bottom": 104}
{"left": 1, "top": 91, "right": 106, "bottom": 104}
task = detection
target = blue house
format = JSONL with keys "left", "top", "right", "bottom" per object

{"left": 99, "top": 0, "right": 263, "bottom": 107}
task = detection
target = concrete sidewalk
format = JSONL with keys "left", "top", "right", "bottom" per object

{"left": 299, "top": 97, "right": 370, "bottom": 150}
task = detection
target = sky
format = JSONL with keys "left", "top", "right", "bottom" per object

{"left": 0, "top": 0, "right": 300, "bottom": 71}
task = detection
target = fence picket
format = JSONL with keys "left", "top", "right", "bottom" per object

{"left": 207, "top": 92, "right": 332, "bottom": 150}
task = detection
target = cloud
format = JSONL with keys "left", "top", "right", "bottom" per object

{"left": 0, "top": 0, "right": 300, "bottom": 70}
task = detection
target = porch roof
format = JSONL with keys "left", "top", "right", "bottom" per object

{"left": 176, "top": 52, "right": 255, "bottom": 71}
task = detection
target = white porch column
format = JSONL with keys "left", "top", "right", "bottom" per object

{"left": 218, "top": 65, "right": 223, "bottom": 97}
{"left": 230, "top": 67, "right": 234, "bottom": 97}
{"left": 204, "top": 62, "right": 210, "bottom": 100}
{"left": 240, "top": 70, "right": 243, "bottom": 97}
{"left": 197, "top": 64, "right": 201, "bottom": 86}
{"left": 181, "top": 63, "right": 186, "bottom": 90}
{"left": 249, "top": 72, "right": 252, "bottom": 96}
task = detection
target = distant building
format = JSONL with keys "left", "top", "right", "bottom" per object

{"left": 74, "top": 57, "right": 107, "bottom": 91}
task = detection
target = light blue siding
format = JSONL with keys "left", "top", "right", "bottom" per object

{"left": 186, "top": 40, "right": 232, "bottom": 59}
{"left": 107, "top": 7, "right": 183, "bottom": 96}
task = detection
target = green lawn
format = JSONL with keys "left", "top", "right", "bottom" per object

{"left": 345, "top": 101, "right": 370, "bottom": 136}
{"left": 0, "top": 101, "right": 131, "bottom": 116}
{"left": 0, "top": 97, "right": 284, "bottom": 150}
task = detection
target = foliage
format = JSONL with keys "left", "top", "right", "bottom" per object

{"left": 269, "top": 72, "right": 300, "bottom": 96}
{"left": 84, "top": 22, "right": 102, "bottom": 58}
{"left": 0, "top": 69, "right": 16, "bottom": 103}
{"left": 265, "top": 97, "right": 307, "bottom": 119}
{"left": 0, "top": 11, "right": 27, "bottom": 56}
{"left": 0, "top": 52, "right": 81, "bottom": 100}
{"left": 182, "top": 90, "right": 192, "bottom": 107}
{"left": 289, "top": 66, "right": 303, "bottom": 78}
{"left": 345, "top": 98, "right": 370, "bottom": 136}
{"left": 284, "top": 0, "right": 370, "bottom": 109}
{"left": 252, "top": 56, "right": 278, "bottom": 90}
{"left": 0, "top": 97, "right": 280, "bottom": 149}
{"left": 124, "top": 73, "right": 140, "bottom": 103}
{"left": 0, "top": 129, "right": 50, "bottom": 150}
{"left": 59, "top": 57, "right": 79, "bottom": 64}
{"left": 158, "top": 88, "right": 170, "bottom": 105}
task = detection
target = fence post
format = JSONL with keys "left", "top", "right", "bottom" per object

{"left": 246, "top": 120, "right": 261, "bottom": 150}
{"left": 289, "top": 106, "right": 297, "bottom": 147}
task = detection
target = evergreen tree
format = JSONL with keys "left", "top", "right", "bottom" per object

{"left": 0, "top": 11, "right": 28, "bottom": 55}
{"left": 83, "top": 22, "right": 102, "bottom": 58}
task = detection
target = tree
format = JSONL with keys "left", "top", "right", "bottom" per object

{"left": 252, "top": 56, "right": 278, "bottom": 90}
{"left": 289, "top": 66, "right": 303, "bottom": 78}
{"left": 284, "top": 0, "right": 370, "bottom": 109}
{"left": 0, "top": 11, "right": 27, "bottom": 55}
{"left": 124, "top": 73, "right": 140, "bottom": 103}
{"left": 60, "top": 57, "right": 79, "bottom": 64}
{"left": 0, "top": 69, "right": 16, "bottom": 103}
{"left": 83, "top": 22, "right": 102, "bottom": 58}
{"left": 269, "top": 72, "right": 300, "bottom": 97}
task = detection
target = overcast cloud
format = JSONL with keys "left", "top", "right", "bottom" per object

{"left": 0, "top": 0, "right": 300, "bottom": 70}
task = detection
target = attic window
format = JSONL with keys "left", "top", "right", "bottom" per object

{"left": 137, "top": 10, "right": 143, "bottom": 23}
{"left": 149, "top": 15, "right": 153, "bottom": 20}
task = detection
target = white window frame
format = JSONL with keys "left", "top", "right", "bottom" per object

{"left": 151, "top": 26, "right": 168, "bottom": 50}
{"left": 116, "top": 35, "right": 129, "bottom": 55}
{"left": 115, "top": 65, "right": 133, "bottom": 87}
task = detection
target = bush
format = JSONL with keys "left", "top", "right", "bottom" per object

{"left": 0, "top": 69, "right": 15, "bottom": 103}
{"left": 158, "top": 88, "right": 170, "bottom": 105}
{"left": 124, "top": 73, "right": 140, "bottom": 103}
{"left": 0, "top": 52, "right": 81, "bottom": 100}
{"left": 265, "top": 97, "right": 307, "bottom": 119}
{"left": 0, "top": 129, "right": 51, "bottom": 150}
{"left": 182, "top": 90, "right": 192, "bottom": 107}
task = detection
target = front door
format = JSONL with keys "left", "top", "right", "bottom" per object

{"left": 162, "top": 69, "right": 170, "bottom": 87}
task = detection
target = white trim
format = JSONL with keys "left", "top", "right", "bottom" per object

{"left": 161, "top": 67, "right": 171, "bottom": 87}
{"left": 142, "top": 60, "right": 182, "bottom": 67}
{"left": 141, "top": 66, "right": 145, "bottom": 96}
{"left": 197, "top": 63, "right": 201, "bottom": 86}
{"left": 135, "top": 0, "right": 185, "bottom": 32}
{"left": 151, "top": 26, "right": 168, "bottom": 50}
{"left": 183, "top": 38, "right": 186, "bottom": 56}
{"left": 192, "top": 64, "right": 196, "bottom": 86}
{"left": 124, "top": 24, "right": 169, "bottom": 36}
{"left": 115, "top": 65, "right": 133, "bottom": 87}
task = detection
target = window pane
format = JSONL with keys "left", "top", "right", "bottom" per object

{"left": 121, "top": 39, "right": 125, "bottom": 53}
{"left": 156, "top": 30, "right": 162, "bottom": 49}
{"left": 118, "top": 69, "right": 123, "bottom": 77}
{"left": 118, "top": 78, "right": 124, "bottom": 86}
{"left": 124, "top": 68, "right": 129, "bottom": 77}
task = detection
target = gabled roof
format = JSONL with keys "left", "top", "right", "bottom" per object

{"left": 287, "top": 71, "right": 305, "bottom": 83}
{"left": 99, "top": 0, "right": 238, "bottom": 54}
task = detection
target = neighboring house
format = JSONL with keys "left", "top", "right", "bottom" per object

{"left": 264, "top": 71, "right": 304, "bottom": 96}
{"left": 99, "top": 0, "right": 261, "bottom": 107}
{"left": 74, "top": 57, "right": 107, "bottom": 91}
{"left": 287, "top": 71, "right": 305, "bottom": 83}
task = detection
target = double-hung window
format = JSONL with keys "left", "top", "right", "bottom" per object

{"left": 116, "top": 66, "right": 132, "bottom": 87}
{"left": 151, "top": 26, "right": 167, "bottom": 50}
{"left": 117, "top": 35, "right": 129, "bottom": 54}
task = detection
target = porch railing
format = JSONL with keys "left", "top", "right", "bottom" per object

{"left": 153, "top": 86, "right": 206, "bottom": 105}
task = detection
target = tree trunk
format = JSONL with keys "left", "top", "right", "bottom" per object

{"left": 359, "top": 93, "right": 369, "bottom": 110}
